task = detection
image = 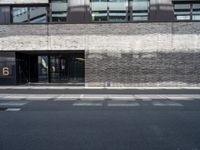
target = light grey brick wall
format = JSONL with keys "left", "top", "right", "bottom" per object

{"left": 0, "top": 22, "right": 200, "bottom": 87}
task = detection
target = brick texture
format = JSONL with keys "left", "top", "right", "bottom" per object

{"left": 0, "top": 22, "right": 200, "bottom": 87}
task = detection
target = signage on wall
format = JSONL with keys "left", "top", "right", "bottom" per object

{"left": 2, "top": 67, "right": 10, "bottom": 76}
{"left": 0, "top": 66, "right": 10, "bottom": 76}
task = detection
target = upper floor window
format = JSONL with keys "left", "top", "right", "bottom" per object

{"left": 174, "top": 2, "right": 200, "bottom": 21}
{"left": 131, "top": 0, "right": 149, "bottom": 21}
{"left": 108, "top": 0, "right": 128, "bottom": 22}
{"left": 12, "top": 6, "right": 48, "bottom": 23}
{"left": 90, "top": 0, "right": 149, "bottom": 22}
{"left": 91, "top": 0, "right": 108, "bottom": 21}
{"left": 51, "top": 0, "right": 68, "bottom": 22}
{"left": 192, "top": 3, "right": 200, "bottom": 20}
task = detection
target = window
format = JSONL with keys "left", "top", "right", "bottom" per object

{"left": 12, "top": 6, "right": 47, "bottom": 23}
{"left": 131, "top": 0, "right": 149, "bottom": 21}
{"left": 192, "top": 4, "right": 200, "bottom": 21}
{"left": 91, "top": 0, "right": 149, "bottom": 22}
{"left": 174, "top": 2, "right": 200, "bottom": 21}
{"left": 12, "top": 7, "right": 29, "bottom": 23}
{"left": 91, "top": 0, "right": 108, "bottom": 21}
{"left": 51, "top": 0, "right": 68, "bottom": 22}
{"left": 108, "top": 0, "right": 128, "bottom": 22}
{"left": 174, "top": 4, "right": 191, "bottom": 20}
{"left": 30, "top": 7, "right": 48, "bottom": 23}
{"left": 91, "top": 0, "right": 128, "bottom": 22}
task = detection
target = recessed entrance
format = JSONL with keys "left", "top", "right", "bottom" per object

{"left": 16, "top": 51, "right": 85, "bottom": 85}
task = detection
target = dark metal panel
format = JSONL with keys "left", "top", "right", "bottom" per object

{"left": 0, "top": 6, "right": 11, "bottom": 24}
{"left": 67, "top": 5, "right": 91, "bottom": 23}
{"left": 149, "top": 0, "right": 175, "bottom": 21}
{"left": 0, "top": 52, "right": 16, "bottom": 85}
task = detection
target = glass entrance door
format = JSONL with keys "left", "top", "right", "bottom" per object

{"left": 50, "top": 55, "right": 68, "bottom": 83}
{"left": 38, "top": 56, "right": 48, "bottom": 83}
{"left": 50, "top": 56, "right": 60, "bottom": 83}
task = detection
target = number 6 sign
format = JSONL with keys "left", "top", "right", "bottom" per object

{"left": 2, "top": 67, "right": 9, "bottom": 76}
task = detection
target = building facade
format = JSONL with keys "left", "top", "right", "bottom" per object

{"left": 0, "top": 0, "right": 200, "bottom": 87}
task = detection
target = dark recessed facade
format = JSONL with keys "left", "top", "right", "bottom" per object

{"left": 0, "top": 0, "right": 200, "bottom": 87}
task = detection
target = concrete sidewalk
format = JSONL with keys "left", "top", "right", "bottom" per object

{"left": 0, "top": 86, "right": 200, "bottom": 95}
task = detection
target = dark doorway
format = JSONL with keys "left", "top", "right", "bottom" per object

{"left": 16, "top": 51, "right": 85, "bottom": 85}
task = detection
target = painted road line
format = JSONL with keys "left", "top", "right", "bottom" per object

{"left": 55, "top": 95, "right": 80, "bottom": 101}
{"left": 166, "top": 97, "right": 193, "bottom": 101}
{"left": 135, "top": 95, "right": 163, "bottom": 101}
{"left": 2, "top": 96, "right": 26, "bottom": 99}
{"left": 26, "top": 95, "right": 54, "bottom": 100}
{"left": 81, "top": 95, "right": 105, "bottom": 101}
{"left": 107, "top": 102, "right": 140, "bottom": 107}
{"left": 73, "top": 102, "right": 103, "bottom": 107}
{"left": 108, "top": 95, "right": 135, "bottom": 101}
{"left": 152, "top": 101, "right": 183, "bottom": 107}
{"left": 6, "top": 108, "right": 21, "bottom": 111}
{"left": 0, "top": 102, "right": 28, "bottom": 106}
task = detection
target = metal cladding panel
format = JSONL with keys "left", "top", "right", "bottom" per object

{"left": 0, "top": 0, "right": 48, "bottom": 4}
{"left": 0, "top": 52, "right": 16, "bottom": 85}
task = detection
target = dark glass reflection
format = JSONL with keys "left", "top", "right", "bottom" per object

{"left": 38, "top": 56, "right": 48, "bottom": 82}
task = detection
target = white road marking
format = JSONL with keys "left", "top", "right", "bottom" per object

{"left": 6, "top": 108, "right": 21, "bottom": 111}
{"left": 55, "top": 97, "right": 79, "bottom": 101}
{"left": 107, "top": 102, "right": 140, "bottom": 107}
{"left": 73, "top": 102, "right": 103, "bottom": 106}
{"left": 3, "top": 96, "right": 26, "bottom": 99}
{"left": 0, "top": 102, "right": 28, "bottom": 106}
{"left": 108, "top": 95, "right": 135, "bottom": 101}
{"left": 152, "top": 101, "right": 183, "bottom": 107}
{"left": 27, "top": 96, "right": 52, "bottom": 99}
{"left": 166, "top": 96, "right": 194, "bottom": 101}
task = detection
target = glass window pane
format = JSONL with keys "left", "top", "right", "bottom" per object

{"left": 192, "top": 15, "right": 200, "bottom": 20}
{"left": 192, "top": 4, "right": 200, "bottom": 14}
{"left": 176, "top": 15, "right": 190, "bottom": 20}
{"left": 12, "top": 7, "right": 28, "bottom": 23}
{"left": 174, "top": 3, "right": 191, "bottom": 21}
{"left": 108, "top": 0, "right": 128, "bottom": 22}
{"left": 30, "top": 7, "right": 47, "bottom": 23}
{"left": 132, "top": 0, "right": 149, "bottom": 21}
{"left": 52, "top": 0, "right": 68, "bottom": 22}
{"left": 91, "top": 0, "right": 108, "bottom": 21}
{"left": 174, "top": 4, "right": 190, "bottom": 10}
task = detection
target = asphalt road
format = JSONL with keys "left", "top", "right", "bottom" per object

{"left": 0, "top": 98, "right": 200, "bottom": 150}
